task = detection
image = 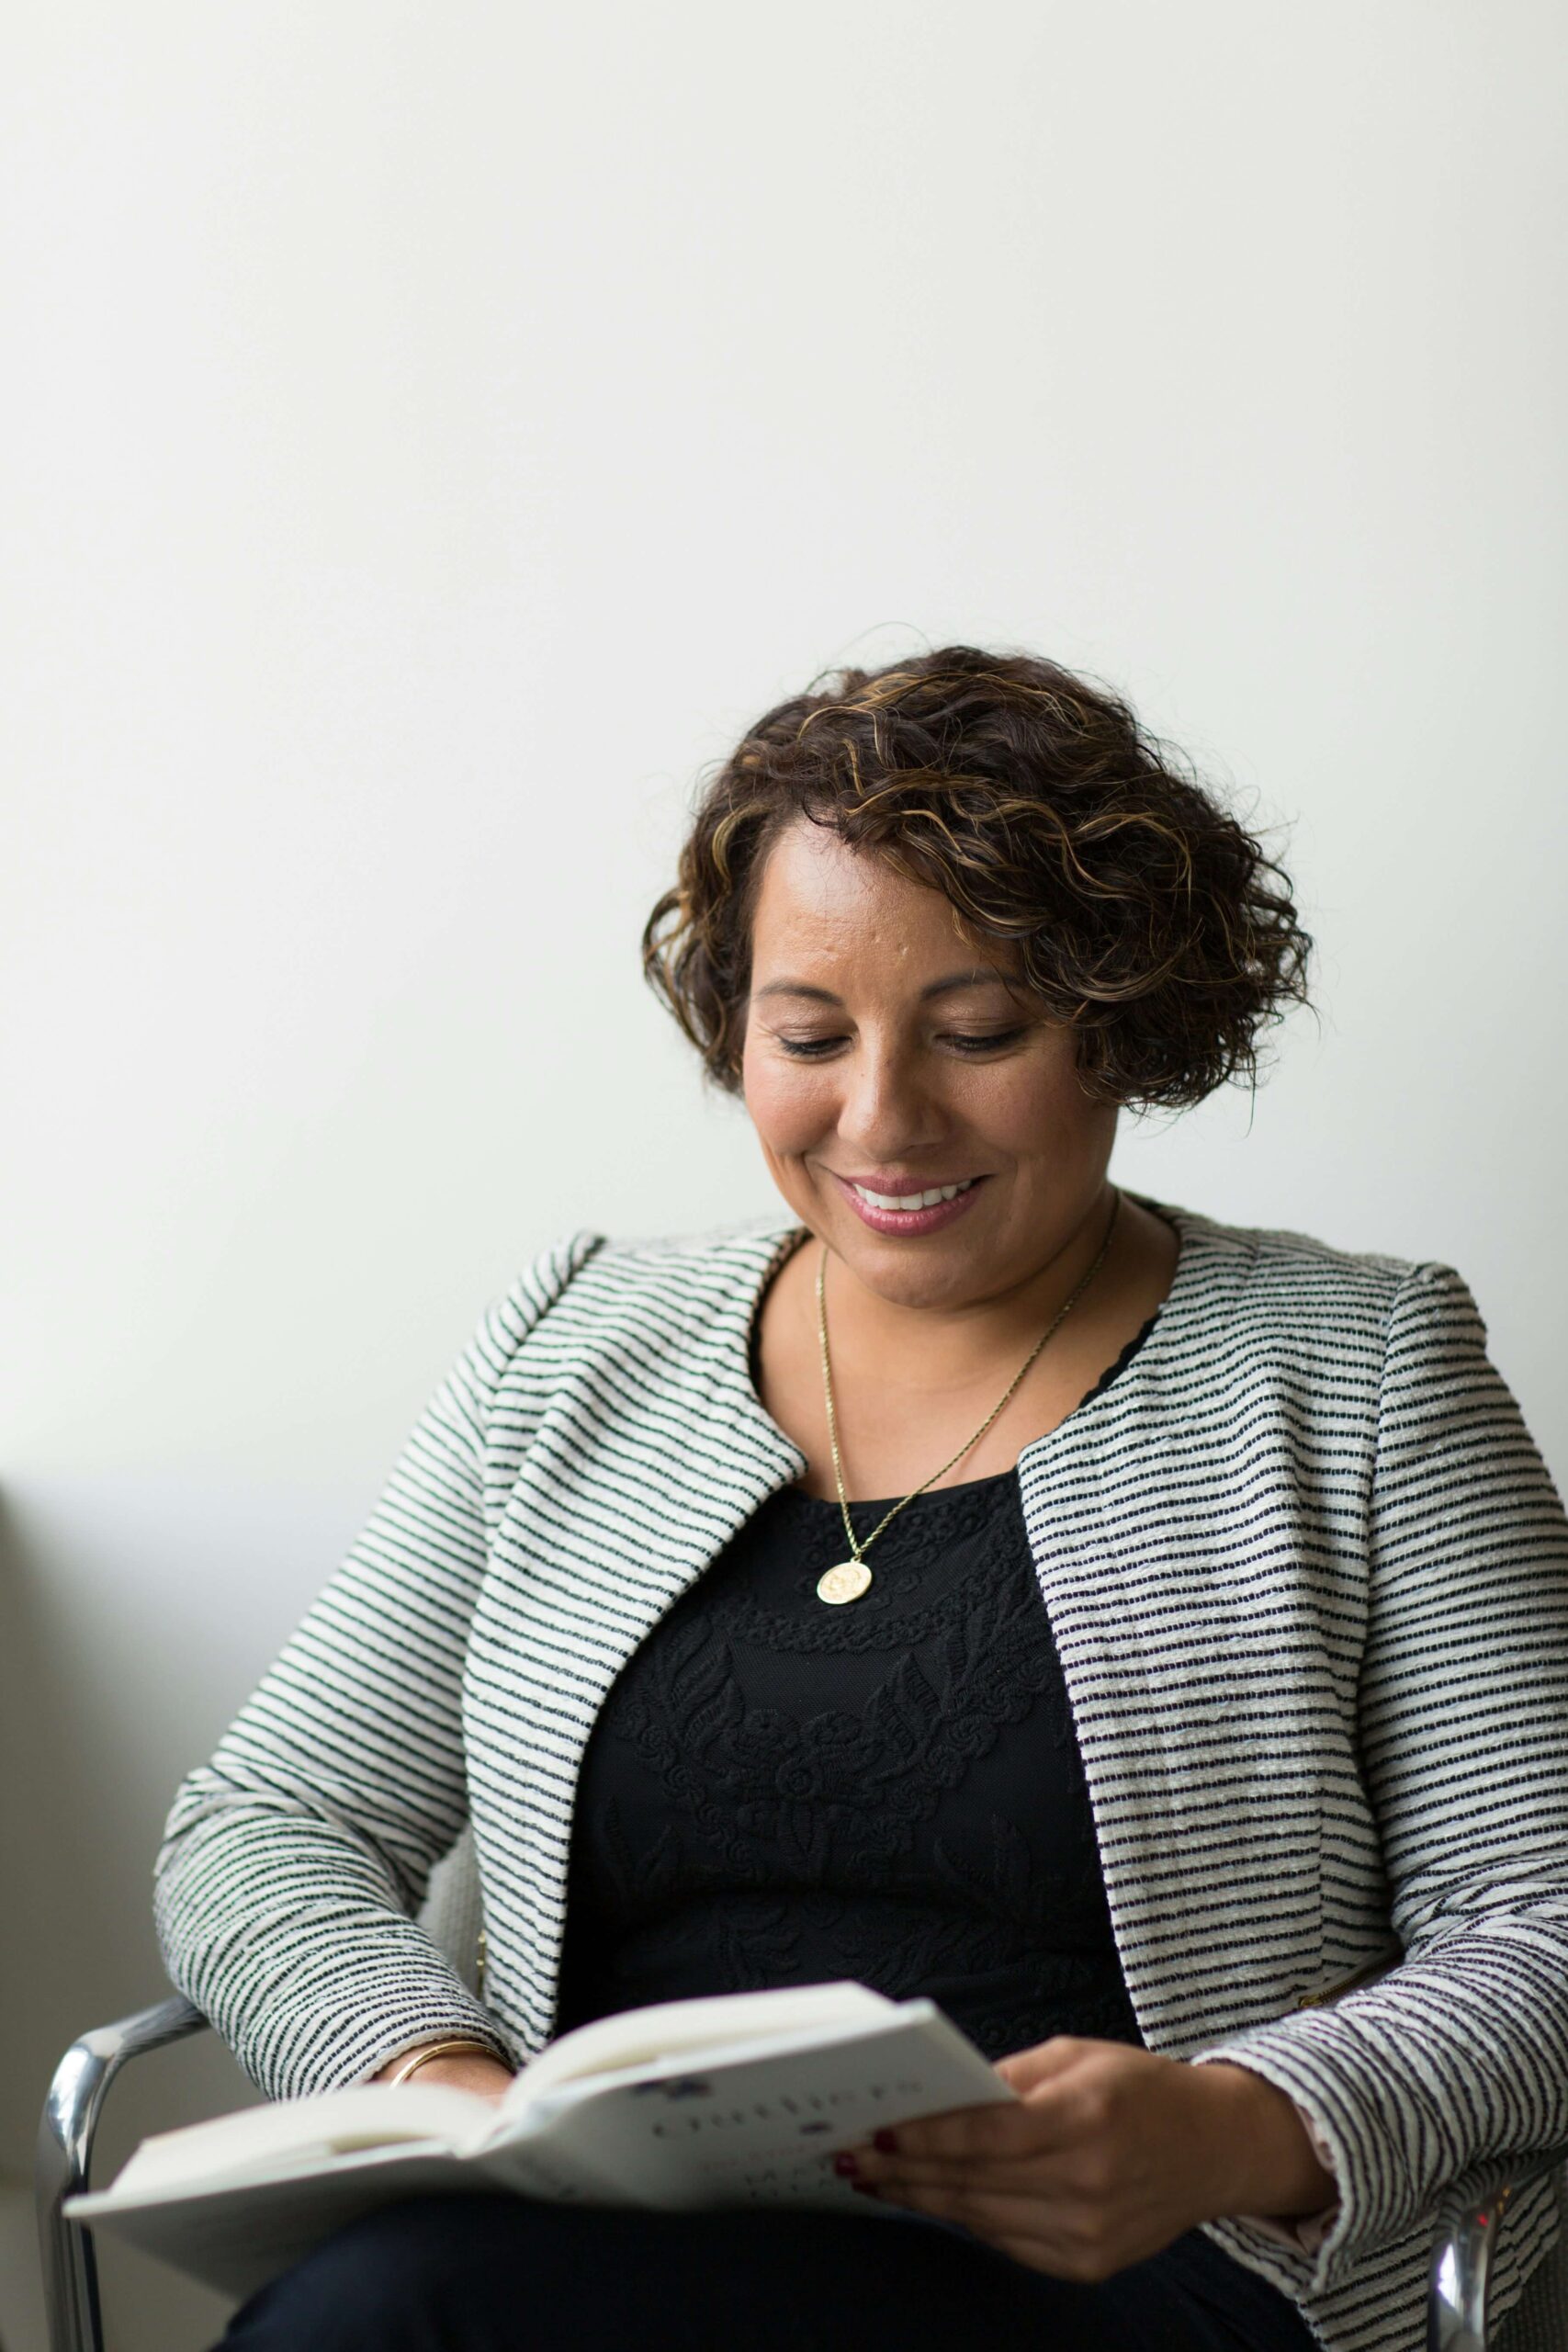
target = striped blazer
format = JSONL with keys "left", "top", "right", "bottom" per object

{"left": 153, "top": 1198, "right": 1568, "bottom": 2352}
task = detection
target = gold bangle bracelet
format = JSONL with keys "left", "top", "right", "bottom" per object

{"left": 384, "top": 2037, "right": 500, "bottom": 2087}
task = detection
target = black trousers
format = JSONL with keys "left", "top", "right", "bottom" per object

{"left": 216, "top": 2192, "right": 1320, "bottom": 2351}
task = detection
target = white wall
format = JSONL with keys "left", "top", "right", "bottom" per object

{"left": 4, "top": 5, "right": 1563, "bottom": 2345}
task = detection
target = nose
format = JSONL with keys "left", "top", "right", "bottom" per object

{"left": 833, "top": 1035, "right": 947, "bottom": 1164}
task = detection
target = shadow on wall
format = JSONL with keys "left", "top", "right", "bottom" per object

{"left": 0, "top": 1480, "right": 347, "bottom": 2352}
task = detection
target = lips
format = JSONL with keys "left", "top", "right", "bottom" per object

{"left": 838, "top": 1173, "right": 982, "bottom": 1209}
{"left": 828, "top": 1170, "right": 988, "bottom": 1238}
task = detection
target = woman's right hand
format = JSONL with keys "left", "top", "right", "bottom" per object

{"left": 371, "top": 2042, "right": 515, "bottom": 2101}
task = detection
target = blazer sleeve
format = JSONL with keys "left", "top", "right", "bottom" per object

{"left": 152, "top": 1232, "right": 601, "bottom": 2100}
{"left": 1190, "top": 1259, "right": 1568, "bottom": 2294}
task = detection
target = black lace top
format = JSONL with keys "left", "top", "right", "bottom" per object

{"left": 553, "top": 1318, "right": 1158, "bottom": 2064}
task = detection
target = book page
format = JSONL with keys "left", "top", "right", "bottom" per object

{"left": 104, "top": 2083, "right": 494, "bottom": 2199}
{"left": 488, "top": 2001, "right": 1013, "bottom": 2205}
{"left": 71, "top": 2151, "right": 473, "bottom": 2302}
{"left": 498, "top": 1980, "right": 897, "bottom": 2115}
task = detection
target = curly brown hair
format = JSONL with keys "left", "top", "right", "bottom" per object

{"left": 642, "top": 645, "right": 1312, "bottom": 1109}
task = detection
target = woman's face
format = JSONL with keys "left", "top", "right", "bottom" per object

{"left": 740, "top": 819, "right": 1119, "bottom": 1312}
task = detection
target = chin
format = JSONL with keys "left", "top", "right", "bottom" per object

{"left": 832, "top": 1227, "right": 998, "bottom": 1310}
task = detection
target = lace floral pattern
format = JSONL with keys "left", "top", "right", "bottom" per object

{"left": 556, "top": 1462, "right": 1148, "bottom": 2064}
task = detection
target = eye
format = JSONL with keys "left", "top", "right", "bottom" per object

{"left": 943, "top": 1027, "right": 1029, "bottom": 1054}
{"left": 773, "top": 1026, "right": 1031, "bottom": 1060}
{"left": 774, "top": 1035, "right": 846, "bottom": 1058}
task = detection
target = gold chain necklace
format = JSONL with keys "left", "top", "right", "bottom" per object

{"left": 813, "top": 1188, "right": 1122, "bottom": 1606}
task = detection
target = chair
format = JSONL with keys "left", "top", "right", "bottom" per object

{"left": 37, "top": 1825, "right": 484, "bottom": 2352}
{"left": 35, "top": 1831, "right": 1568, "bottom": 2352}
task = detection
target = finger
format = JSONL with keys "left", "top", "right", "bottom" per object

{"left": 854, "top": 2098, "right": 1047, "bottom": 2165}
{"left": 867, "top": 2177, "right": 1063, "bottom": 2240}
{"left": 863, "top": 2099, "right": 1077, "bottom": 2166}
{"left": 857, "top": 2152, "right": 1057, "bottom": 2195}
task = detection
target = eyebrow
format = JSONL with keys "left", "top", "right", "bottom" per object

{"left": 752, "top": 968, "right": 1023, "bottom": 1006}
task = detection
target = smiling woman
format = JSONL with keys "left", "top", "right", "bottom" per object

{"left": 156, "top": 647, "right": 1568, "bottom": 2352}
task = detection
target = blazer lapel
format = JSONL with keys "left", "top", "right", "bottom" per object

{"left": 1016, "top": 1207, "right": 1332, "bottom": 2055}
{"left": 468, "top": 1222, "right": 809, "bottom": 2053}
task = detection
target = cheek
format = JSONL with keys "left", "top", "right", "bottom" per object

{"left": 741, "top": 1047, "right": 836, "bottom": 1154}
{"left": 954, "top": 1053, "right": 1105, "bottom": 1161}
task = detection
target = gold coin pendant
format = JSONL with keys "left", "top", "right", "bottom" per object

{"left": 817, "top": 1559, "right": 873, "bottom": 1606}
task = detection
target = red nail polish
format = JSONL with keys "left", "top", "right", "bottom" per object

{"left": 832, "top": 2151, "right": 860, "bottom": 2177}
{"left": 873, "top": 2127, "right": 898, "bottom": 2154}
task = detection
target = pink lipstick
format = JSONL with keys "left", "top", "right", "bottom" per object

{"left": 828, "top": 1170, "right": 988, "bottom": 1238}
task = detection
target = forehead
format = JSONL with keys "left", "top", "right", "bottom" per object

{"left": 748, "top": 819, "right": 1022, "bottom": 987}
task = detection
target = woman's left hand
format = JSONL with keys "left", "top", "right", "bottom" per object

{"left": 835, "top": 2038, "right": 1336, "bottom": 2282}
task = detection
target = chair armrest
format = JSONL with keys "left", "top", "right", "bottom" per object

{"left": 36, "top": 1995, "right": 209, "bottom": 2352}
{"left": 1428, "top": 2143, "right": 1568, "bottom": 2352}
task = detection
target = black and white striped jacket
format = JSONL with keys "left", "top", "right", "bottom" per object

{"left": 153, "top": 1199, "right": 1568, "bottom": 2352}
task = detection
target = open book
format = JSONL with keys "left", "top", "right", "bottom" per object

{"left": 67, "top": 1980, "right": 1017, "bottom": 2300}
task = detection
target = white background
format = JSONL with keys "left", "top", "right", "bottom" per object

{"left": 3, "top": 6, "right": 1563, "bottom": 2345}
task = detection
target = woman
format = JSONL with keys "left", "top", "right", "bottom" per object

{"left": 155, "top": 647, "right": 1568, "bottom": 2352}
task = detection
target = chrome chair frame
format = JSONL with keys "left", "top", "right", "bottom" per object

{"left": 1427, "top": 2154, "right": 1568, "bottom": 2351}
{"left": 38, "top": 1993, "right": 206, "bottom": 2352}
{"left": 37, "top": 1994, "right": 1568, "bottom": 2352}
